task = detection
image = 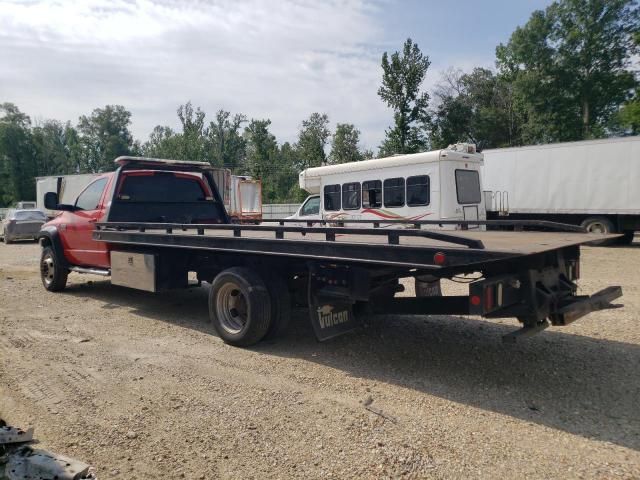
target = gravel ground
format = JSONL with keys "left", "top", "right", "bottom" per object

{"left": 0, "top": 241, "right": 639, "bottom": 479}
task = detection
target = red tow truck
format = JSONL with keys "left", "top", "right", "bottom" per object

{"left": 38, "top": 157, "right": 622, "bottom": 347}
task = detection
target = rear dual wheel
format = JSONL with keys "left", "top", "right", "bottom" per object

{"left": 209, "top": 267, "right": 291, "bottom": 347}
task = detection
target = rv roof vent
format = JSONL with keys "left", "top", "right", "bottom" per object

{"left": 447, "top": 143, "right": 477, "bottom": 154}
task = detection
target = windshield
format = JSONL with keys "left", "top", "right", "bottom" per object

{"left": 300, "top": 196, "right": 320, "bottom": 216}
{"left": 13, "top": 210, "right": 46, "bottom": 221}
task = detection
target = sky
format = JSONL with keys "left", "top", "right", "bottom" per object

{"left": 0, "top": 0, "right": 554, "bottom": 150}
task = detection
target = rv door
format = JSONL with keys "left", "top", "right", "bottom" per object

{"left": 455, "top": 169, "right": 482, "bottom": 227}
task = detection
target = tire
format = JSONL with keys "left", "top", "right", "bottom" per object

{"left": 209, "top": 267, "right": 272, "bottom": 347}
{"left": 415, "top": 276, "right": 442, "bottom": 297}
{"left": 580, "top": 217, "right": 616, "bottom": 246}
{"left": 40, "top": 246, "right": 68, "bottom": 292}
{"left": 263, "top": 272, "right": 292, "bottom": 341}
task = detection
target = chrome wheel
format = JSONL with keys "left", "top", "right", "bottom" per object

{"left": 41, "top": 253, "right": 55, "bottom": 286}
{"left": 215, "top": 282, "right": 248, "bottom": 334}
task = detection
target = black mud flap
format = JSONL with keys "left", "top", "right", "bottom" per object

{"left": 309, "top": 298, "right": 359, "bottom": 341}
{"left": 308, "top": 267, "right": 361, "bottom": 341}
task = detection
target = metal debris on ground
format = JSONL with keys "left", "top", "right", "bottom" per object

{"left": 0, "top": 425, "right": 34, "bottom": 445}
{"left": 0, "top": 420, "right": 96, "bottom": 480}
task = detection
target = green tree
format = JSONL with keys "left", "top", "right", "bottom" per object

{"left": 0, "top": 103, "right": 36, "bottom": 205}
{"left": 329, "top": 123, "right": 363, "bottom": 164}
{"left": 142, "top": 125, "right": 182, "bottom": 159}
{"left": 244, "top": 119, "right": 283, "bottom": 201}
{"left": 430, "top": 68, "right": 523, "bottom": 149}
{"left": 296, "top": 112, "right": 330, "bottom": 170}
{"left": 77, "top": 105, "right": 134, "bottom": 172}
{"left": 31, "top": 120, "right": 79, "bottom": 176}
{"left": 496, "top": 0, "right": 638, "bottom": 142}
{"left": 208, "top": 110, "right": 247, "bottom": 169}
{"left": 378, "top": 38, "right": 431, "bottom": 156}
{"left": 176, "top": 102, "right": 208, "bottom": 162}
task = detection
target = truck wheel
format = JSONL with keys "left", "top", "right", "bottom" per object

{"left": 581, "top": 217, "right": 615, "bottom": 246}
{"left": 209, "top": 267, "right": 272, "bottom": 347}
{"left": 263, "top": 273, "right": 292, "bottom": 341}
{"left": 40, "top": 246, "right": 68, "bottom": 292}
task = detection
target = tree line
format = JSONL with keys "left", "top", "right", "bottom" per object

{"left": 1, "top": 0, "right": 638, "bottom": 207}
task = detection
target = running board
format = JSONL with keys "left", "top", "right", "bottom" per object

{"left": 69, "top": 266, "right": 111, "bottom": 276}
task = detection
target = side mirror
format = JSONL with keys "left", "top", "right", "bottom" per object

{"left": 44, "top": 192, "right": 59, "bottom": 210}
{"left": 44, "top": 191, "right": 76, "bottom": 212}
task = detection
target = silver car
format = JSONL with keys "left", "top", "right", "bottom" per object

{"left": 0, "top": 209, "right": 47, "bottom": 243}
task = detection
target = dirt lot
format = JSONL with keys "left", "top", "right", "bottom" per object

{"left": 1, "top": 241, "right": 639, "bottom": 479}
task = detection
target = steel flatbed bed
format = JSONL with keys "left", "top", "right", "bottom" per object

{"left": 94, "top": 221, "right": 612, "bottom": 271}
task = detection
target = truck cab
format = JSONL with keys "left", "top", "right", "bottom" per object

{"left": 40, "top": 157, "right": 228, "bottom": 272}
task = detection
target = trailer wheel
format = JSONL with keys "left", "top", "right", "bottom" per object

{"left": 263, "top": 273, "right": 292, "bottom": 340}
{"left": 209, "top": 267, "right": 272, "bottom": 347}
{"left": 40, "top": 246, "right": 68, "bottom": 292}
{"left": 581, "top": 217, "right": 614, "bottom": 234}
{"left": 581, "top": 217, "right": 615, "bottom": 246}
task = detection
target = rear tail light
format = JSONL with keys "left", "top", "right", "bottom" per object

{"left": 484, "top": 285, "right": 495, "bottom": 311}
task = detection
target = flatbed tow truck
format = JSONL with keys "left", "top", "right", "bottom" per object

{"left": 38, "top": 157, "right": 623, "bottom": 346}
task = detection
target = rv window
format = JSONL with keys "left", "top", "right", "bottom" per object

{"left": 300, "top": 196, "right": 320, "bottom": 216}
{"left": 362, "top": 180, "right": 382, "bottom": 208}
{"left": 384, "top": 177, "right": 405, "bottom": 208}
{"left": 455, "top": 169, "right": 481, "bottom": 204}
{"left": 324, "top": 184, "right": 341, "bottom": 211}
{"left": 342, "top": 183, "right": 361, "bottom": 210}
{"left": 407, "top": 175, "right": 430, "bottom": 206}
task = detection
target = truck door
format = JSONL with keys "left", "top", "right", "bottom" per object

{"left": 63, "top": 177, "right": 110, "bottom": 268}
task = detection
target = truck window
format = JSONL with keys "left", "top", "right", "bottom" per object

{"left": 455, "top": 169, "right": 481, "bottom": 204}
{"left": 118, "top": 173, "right": 209, "bottom": 203}
{"left": 75, "top": 178, "right": 107, "bottom": 211}
{"left": 384, "top": 177, "right": 405, "bottom": 208}
{"left": 342, "top": 183, "right": 361, "bottom": 210}
{"left": 362, "top": 180, "right": 382, "bottom": 208}
{"left": 324, "top": 184, "right": 341, "bottom": 211}
{"left": 300, "top": 196, "right": 320, "bottom": 216}
{"left": 407, "top": 175, "right": 430, "bottom": 207}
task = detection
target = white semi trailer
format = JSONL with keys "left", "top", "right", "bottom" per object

{"left": 36, "top": 174, "right": 102, "bottom": 217}
{"left": 482, "top": 136, "right": 640, "bottom": 244}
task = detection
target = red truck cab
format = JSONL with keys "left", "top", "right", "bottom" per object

{"left": 40, "top": 157, "right": 227, "bottom": 276}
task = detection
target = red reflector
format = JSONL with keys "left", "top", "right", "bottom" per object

{"left": 433, "top": 252, "right": 446, "bottom": 265}
{"left": 470, "top": 295, "right": 481, "bottom": 306}
{"left": 484, "top": 285, "right": 495, "bottom": 311}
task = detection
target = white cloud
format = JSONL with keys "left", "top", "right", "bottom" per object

{"left": 0, "top": 0, "right": 393, "bottom": 149}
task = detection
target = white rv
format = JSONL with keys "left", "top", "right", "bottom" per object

{"left": 290, "top": 144, "right": 485, "bottom": 227}
{"left": 482, "top": 136, "right": 640, "bottom": 244}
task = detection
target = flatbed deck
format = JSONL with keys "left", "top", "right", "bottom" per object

{"left": 94, "top": 222, "right": 615, "bottom": 272}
